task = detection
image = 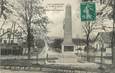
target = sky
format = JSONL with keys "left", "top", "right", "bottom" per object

{"left": 43, "top": 0, "right": 83, "bottom": 38}
{"left": 43, "top": 0, "right": 113, "bottom": 38}
{"left": 0, "top": 0, "right": 113, "bottom": 38}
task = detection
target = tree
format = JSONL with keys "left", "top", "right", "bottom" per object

{"left": 16, "top": 0, "right": 48, "bottom": 59}
{"left": 35, "top": 39, "right": 45, "bottom": 48}
{"left": 82, "top": 0, "right": 113, "bottom": 62}
{"left": 82, "top": 21, "right": 98, "bottom": 62}
{"left": 50, "top": 38, "right": 63, "bottom": 52}
{"left": 96, "top": 0, "right": 115, "bottom": 72}
{"left": 97, "top": 0, "right": 115, "bottom": 66}
{"left": 0, "top": 0, "right": 14, "bottom": 32}
{"left": 0, "top": 0, "right": 13, "bottom": 19}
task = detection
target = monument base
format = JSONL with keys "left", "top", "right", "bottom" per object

{"left": 61, "top": 43, "right": 75, "bottom": 53}
{"left": 61, "top": 43, "right": 77, "bottom": 63}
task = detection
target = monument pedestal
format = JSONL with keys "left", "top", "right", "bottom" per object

{"left": 61, "top": 43, "right": 77, "bottom": 63}
{"left": 61, "top": 43, "right": 75, "bottom": 53}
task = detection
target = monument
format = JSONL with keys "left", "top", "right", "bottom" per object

{"left": 59, "top": 4, "right": 77, "bottom": 63}
{"left": 62, "top": 4, "right": 75, "bottom": 53}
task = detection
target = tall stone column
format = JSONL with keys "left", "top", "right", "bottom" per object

{"left": 64, "top": 4, "right": 72, "bottom": 43}
{"left": 61, "top": 4, "right": 75, "bottom": 53}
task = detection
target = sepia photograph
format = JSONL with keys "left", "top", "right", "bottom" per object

{"left": 0, "top": 0, "right": 115, "bottom": 73}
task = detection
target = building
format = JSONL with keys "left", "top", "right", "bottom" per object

{"left": 0, "top": 28, "right": 23, "bottom": 44}
{"left": 94, "top": 32, "right": 112, "bottom": 56}
{"left": 0, "top": 28, "right": 24, "bottom": 55}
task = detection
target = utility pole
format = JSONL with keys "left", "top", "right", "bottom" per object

{"left": 112, "top": 0, "right": 115, "bottom": 66}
